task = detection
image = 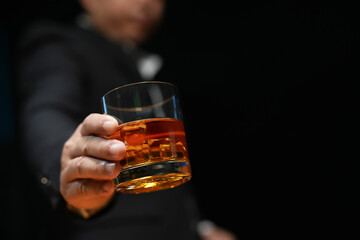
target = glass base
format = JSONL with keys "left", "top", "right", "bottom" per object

{"left": 114, "top": 161, "right": 191, "bottom": 194}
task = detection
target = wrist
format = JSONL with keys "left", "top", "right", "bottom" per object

{"left": 65, "top": 194, "right": 114, "bottom": 219}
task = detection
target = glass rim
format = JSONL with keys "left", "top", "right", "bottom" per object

{"left": 102, "top": 81, "right": 178, "bottom": 99}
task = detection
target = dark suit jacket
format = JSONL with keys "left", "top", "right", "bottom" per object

{"left": 17, "top": 21, "right": 199, "bottom": 240}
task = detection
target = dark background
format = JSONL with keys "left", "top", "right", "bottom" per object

{"left": 1, "top": 0, "right": 358, "bottom": 238}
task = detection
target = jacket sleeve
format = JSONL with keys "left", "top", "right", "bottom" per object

{"left": 17, "top": 32, "right": 85, "bottom": 208}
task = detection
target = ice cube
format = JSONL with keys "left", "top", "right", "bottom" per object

{"left": 121, "top": 121, "right": 146, "bottom": 145}
{"left": 175, "top": 141, "right": 187, "bottom": 159}
{"left": 141, "top": 143, "right": 150, "bottom": 162}
{"left": 149, "top": 138, "right": 173, "bottom": 160}
{"left": 150, "top": 146, "right": 161, "bottom": 159}
{"left": 126, "top": 145, "right": 142, "bottom": 166}
{"left": 160, "top": 143, "right": 174, "bottom": 159}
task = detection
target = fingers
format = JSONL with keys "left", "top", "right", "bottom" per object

{"left": 80, "top": 113, "right": 119, "bottom": 136}
{"left": 60, "top": 113, "right": 124, "bottom": 210}
{"left": 70, "top": 135, "right": 126, "bottom": 161}
{"left": 63, "top": 156, "right": 121, "bottom": 182}
{"left": 62, "top": 113, "right": 126, "bottom": 161}
{"left": 63, "top": 180, "right": 115, "bottom": 201}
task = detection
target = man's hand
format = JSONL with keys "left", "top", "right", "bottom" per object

{"left": 60, "top": 113, "right": 126, "bottom": 210}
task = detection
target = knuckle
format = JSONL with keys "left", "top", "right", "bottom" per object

{"left": 77, "top": 123, "right": 84, "bottom": 136}
{"left": 84, "top": 113, "right": 98, "bottom": 125}
{"left": 104, "top": 141, "right": 113, "bottom": 155}
{"left": 81, "top": 138, "right": 90, "bottom": 155}
{"left": 78, "top": 181, "right": 87, "bottom": 195}
{"left": 84, "top": 113, "right": 94, "bottom": 122}
{"left": 88, "top": 113, "right": 98, "bottom": 119}
{"left": 75, "top": 156, "right": 87, "bottom": 175}
{"left": 81, "top": 119, "right": 90, "bottom": 133}
{"left": 63, "top": 139, "right": 73, "bottom": 154}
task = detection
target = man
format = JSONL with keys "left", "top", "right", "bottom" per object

{"left": 17, "top": 0, "right": 236, "bottom": 239}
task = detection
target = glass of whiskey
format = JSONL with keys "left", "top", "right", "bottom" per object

{"left": 101, "top": 81, "right": 191, "bottom": 194}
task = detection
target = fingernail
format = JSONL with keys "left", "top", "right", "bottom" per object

{"left": 103, "top": 120, "right": 114, "bottom": 132}
{"left": 102, "top": 181, "right": 113, "bottom": 192}
{"left": 197, "top": 220, "right": 216, "bottom": 237}
{"left": 105, "top": 162, "right": 115, "bottom": 175}
{"left": 109, "top": 141, "right": 125, "bottom": 157}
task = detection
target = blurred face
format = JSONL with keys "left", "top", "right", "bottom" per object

{"left": 81, "top": 0, "right": 165, "bottom": 44}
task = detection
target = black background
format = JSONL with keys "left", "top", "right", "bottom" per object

{"left": 1, "top": 0, "right": 359, "bottom": 238}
